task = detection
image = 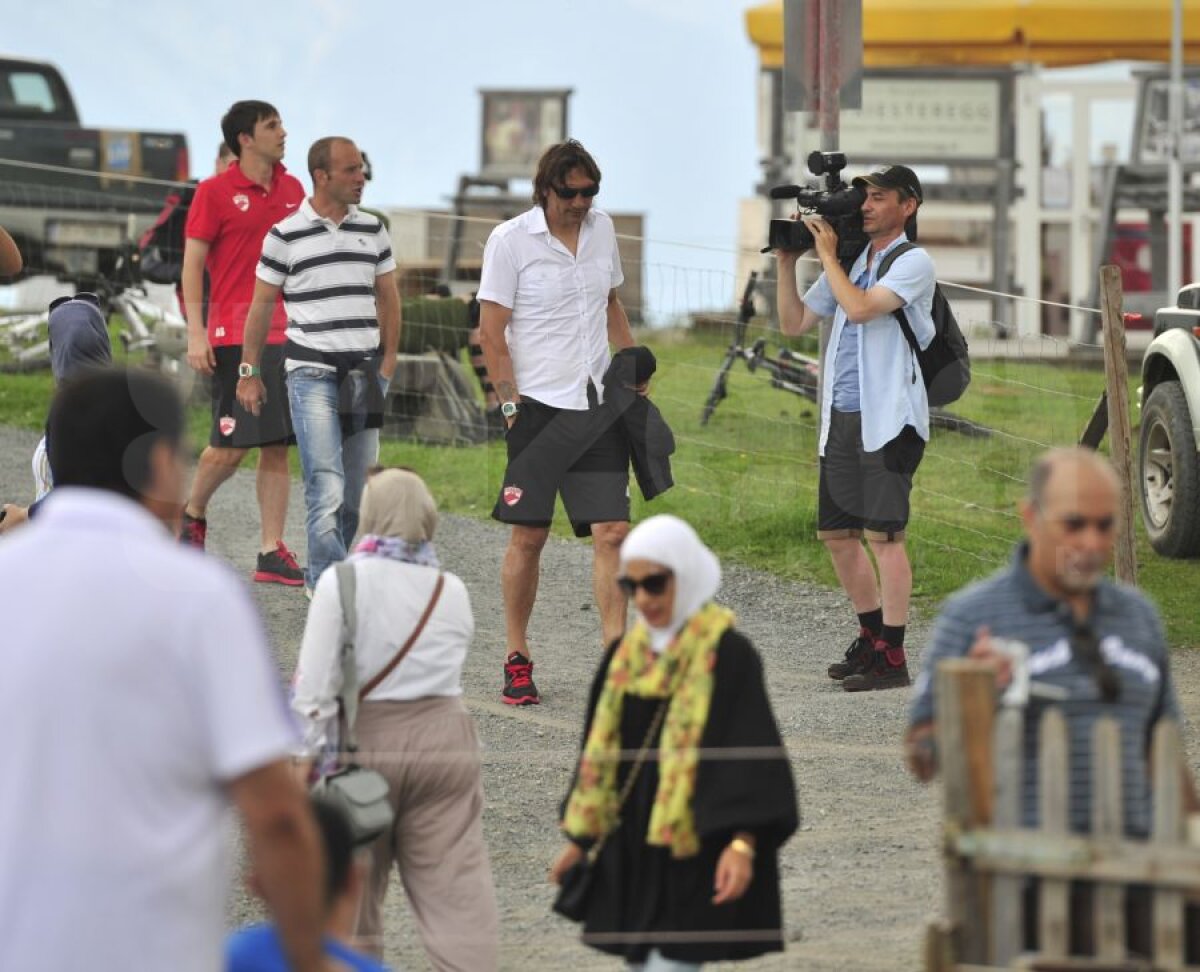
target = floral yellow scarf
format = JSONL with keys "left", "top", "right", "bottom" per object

{"left": 562, "top": 602, "right": 734, "bottom": 859}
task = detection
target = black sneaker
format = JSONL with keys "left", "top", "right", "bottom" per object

{"left": 827, "top": 628, "right": 876, "bottom": 680}
{"left": 502, "top": 652, "right": 540, "bottom": 705}
{"left": 254, "top": 542, "right": 305, "bottom": 587}
{"left": 180, "top": 513, "right": 207, "bottom": 549}
{"left": 842, "top": 641, "right": 911, "bottom": 692}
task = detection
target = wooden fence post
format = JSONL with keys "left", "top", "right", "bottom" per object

{"left": 990, "top": 707, "right": 1024, "bottom": 965}
{"left": 1152, "top": 720, "right": 1186, "bottom": 967}
{"left": 1098, "top": 264, "right": 1138, "bottom": 586}
{"left": 936, "top": 659, "right": 998, "bottom": 964}
{"left": 1037, "top": 708, "right": 1071, "bottom": 958}
{"left": 1091, "top": 718, "right": 1126, "bottom": 962}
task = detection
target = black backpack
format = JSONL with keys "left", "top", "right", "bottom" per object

{"left": 876, "top": 242, "right": 970, "bottom": 407}
{"left": 137, "top": 183, "right": 196, "bottom": 285}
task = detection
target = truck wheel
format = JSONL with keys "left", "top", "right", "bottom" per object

{"left": 1139, "top": 380, "right": 1200, "bottom": 557}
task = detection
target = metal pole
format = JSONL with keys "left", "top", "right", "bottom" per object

{"left": 817, "top": 0, "right": 841, "bottom": 151}
{"left": 1168, "top": 0, "right": 1184, "bottom": 301}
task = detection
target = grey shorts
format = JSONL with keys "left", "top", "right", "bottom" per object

{"left": 817, "top": 410, "right": 925, "bottom": 542}
{"left": 492, "top": 396, "right": 630, "bottom": 538}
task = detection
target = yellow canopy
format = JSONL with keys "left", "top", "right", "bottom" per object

{"left": 745, "top": 0, "right": 1200, "bottom": 68}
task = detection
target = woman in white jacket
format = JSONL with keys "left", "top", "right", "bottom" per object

{"left": 292, "top": 467, "right": 499, "bottom": 971}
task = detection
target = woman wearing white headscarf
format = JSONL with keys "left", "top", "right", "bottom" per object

{"left": 551, "top": 514, "right": 798, "bottom": 970}
{"left": 292, "top": 468, "right": 499, "bottom": 971}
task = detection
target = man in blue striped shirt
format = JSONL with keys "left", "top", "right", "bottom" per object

{"left": 906, "top": 447, "right": 1198, "bottom": 956}
{"left": 238, "top": 136, "right": 401, "bottom": 593}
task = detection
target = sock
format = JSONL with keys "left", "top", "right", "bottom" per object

{"left": 857, "top": 608, "right": 883, "bottom": 639}
{"left": 880, "top": 625, "right": 907, "bottom": 666}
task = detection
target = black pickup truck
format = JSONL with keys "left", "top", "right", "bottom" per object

{"left": 0, "top": 55, "right": 189, "bottom": 279}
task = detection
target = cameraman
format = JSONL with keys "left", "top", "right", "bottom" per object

{"left": 775, "top": 164, "right": 934, "bottom": 692}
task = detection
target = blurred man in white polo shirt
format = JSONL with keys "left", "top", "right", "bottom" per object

{"left": 478, "top": 139, "right": 635, "bottom": 706}
{"left": 0, "top": 367, "right": 328, "bottom": 972}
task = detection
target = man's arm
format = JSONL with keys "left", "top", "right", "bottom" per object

{"left": 0, "top": 225, "right": 22, "bottom": 277}
{"left": 374, "top": 269, "right": 401, "bottom": 382}
{"left": 775, "top": 250, "right": 823, "bottom": 337}
{"left": 181, "top": 238, "right": 215, "bottom": 375}
{"left": 227, "top": 760, "right": 327, "bottom": 972}
{"left": 605, "top": 289, "right": 634, "bottom": 350}
{"left": 478, "top": 299, "right": 518, "bottom": 419}
{"left": 803, "top": 217, "right": 906, "bottom": 324}
{"left": 235, "top": 278, "right": 282, "bottom": 416}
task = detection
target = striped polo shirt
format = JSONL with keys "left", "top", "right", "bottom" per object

{"left": 909, "top": 543, "right": 1179, "bottom": 837}
{"left": 256, "top": 199, "right": 397, "bottom": 369}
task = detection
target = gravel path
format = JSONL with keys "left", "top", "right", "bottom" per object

{"left": 3, "top": 422, "right": 1197, "bottom": 972}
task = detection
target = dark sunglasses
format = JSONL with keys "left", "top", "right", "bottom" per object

{"left": 552, "top": 184, "right": 599, "bottom": 200}
{"left": 616, "top": 572, "right": 672, "bottom": 597}
{"left": 1070, "top": 623, "right": 1120, "bottom": 703}
{"left": 1060, "top": 515, "right": 1115, "bottom": 535}
{"left": 49, "top": 291, "right": 101, "bottom": 312}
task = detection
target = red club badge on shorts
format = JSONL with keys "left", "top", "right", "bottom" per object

{"left": 502, "top": 485, "right": 523, "bottom": 507}
{"left": 219, "top": 415, "right": 237, "bottom": 437}
{"left": 232, "top": 193, "right": 249, "bottom": 212}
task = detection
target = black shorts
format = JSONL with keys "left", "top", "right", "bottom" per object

{"left": 209, "top": 344, "right": 294, "bottom": 449}
{"left": 492, "top": 396, "right": 630, "bottom": 538}
{"left": 817, "top": 410, "right": 925, "bottom": 542}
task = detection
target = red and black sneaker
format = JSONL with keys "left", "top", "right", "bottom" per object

{"left": 502, "top": 652, "right": 540, "bottom": 706}
{"left": 254, "top": 542, "right": 305, "bottom": 587}
{"left": 180, "top": 512, "right": 207, "bottom": 550}
{"left": 842, "top": 640, "right": 911, "bottom": 692}
{"left": 827, "top": 627, "right": 876, "bottom": 680}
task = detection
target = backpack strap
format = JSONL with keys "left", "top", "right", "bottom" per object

{"left": 875, "top": 242, "right": 922, "bottom": 358}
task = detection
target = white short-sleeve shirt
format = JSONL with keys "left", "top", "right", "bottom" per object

{"left": 0, "top": 489, "right": 298, "bottom": 972}
{"left": 477, "top": 206, "right": 624, "bottom": 410}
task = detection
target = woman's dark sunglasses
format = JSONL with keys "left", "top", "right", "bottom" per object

{"left": 553, "top": 184, "right": 599, "bottom": 200}
{"left": 617, "top": 572, "right": 672, "bottom": 597}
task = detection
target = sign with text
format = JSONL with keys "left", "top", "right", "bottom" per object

{"left": 835, "top": 77, "right": 1002, "bottom": 161}
{"left": 480, "top": 89, "right": 571, "bottom": 180}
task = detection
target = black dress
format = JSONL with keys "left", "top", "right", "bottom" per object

{"left": 563, "top": 628, "right": 799, "bottom": 964}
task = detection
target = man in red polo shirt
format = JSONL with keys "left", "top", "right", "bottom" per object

{"left": 180, "top": 100, "right": 305, "bottom": 586}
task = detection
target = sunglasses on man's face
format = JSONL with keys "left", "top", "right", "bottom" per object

{"left": 616, "top": 572, "right": 672, "bottom": 597}
{"left": 1059, "top": 515, "right": 1115, "bottom": 535}
{"left": 552, "top": 184, "right": 599, "bottom": 200}
{"left": 48, "top": 292, "right": 101, "bottom": 312}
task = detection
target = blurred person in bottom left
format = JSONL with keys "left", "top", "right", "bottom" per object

{"left": 0, "top": 366, "right": 332, "bottom": 972}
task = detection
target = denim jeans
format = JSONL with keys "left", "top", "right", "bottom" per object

{"left": 627, "top": 951, "right": 702, "bottom": 972}
{"left": 286, "top": 365, "right": 381, "bottom": 589}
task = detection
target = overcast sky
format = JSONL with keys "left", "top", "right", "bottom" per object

{"left": 4, "top": 0, "right": 759, "bottom": 321}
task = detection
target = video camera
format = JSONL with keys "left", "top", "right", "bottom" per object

{"left": 766, "top": 151, "right": 868, "bottom": 270}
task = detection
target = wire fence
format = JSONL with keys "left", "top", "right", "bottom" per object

{"left": 0, "top": 156, "right": 1131, "bottom": 582}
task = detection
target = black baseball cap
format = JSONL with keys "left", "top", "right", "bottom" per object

{"left": 852, "top": 164, "right": 923, "bottom": 204}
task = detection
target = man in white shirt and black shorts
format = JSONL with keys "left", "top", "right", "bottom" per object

{"left": 478, "top": 139, "right": 638, "bottom": 706}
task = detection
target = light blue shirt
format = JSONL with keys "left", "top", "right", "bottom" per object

{"left": 803, "top": 234, "right": 936, "bottom": 454}
{"left": 829, "top": 264, "right": 872, "bottom": 412}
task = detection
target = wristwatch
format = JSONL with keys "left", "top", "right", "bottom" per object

{"left": 500, "top": 401, "right": 519, "bottom": 420}
{"left": 237, "top": 363, "right": 261, "bottom": 379}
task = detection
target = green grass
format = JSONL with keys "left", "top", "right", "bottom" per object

{"left": 4, "top": 323, "right": 1198, "bottom": 646}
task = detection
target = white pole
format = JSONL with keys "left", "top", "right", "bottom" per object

{"left": 1168, "top": 0, "right": 1184, "bottom": 301}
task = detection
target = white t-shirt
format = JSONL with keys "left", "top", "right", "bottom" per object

{"left": 292, "top": 557, "right": 472, "bottom": 755}
{"left": 477, "top": 205, "right": 624, "bottom": 410}
{"left": 0, "top": 489, "right": 298, "bottom": 972}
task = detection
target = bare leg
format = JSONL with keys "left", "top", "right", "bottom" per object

{"left": 501, "top": 525, "right": 549, "bottom": 658}
{"left": 867, "top": 538, "right": 912, "bottom": 627}
{"left": 823, "top": 535, "right": 881, "bottom": 615}
{"left": 255, "top": 444, "right": 290, "bottom": 553}
{"left": 185, "top": 446, "right": 248, "bottom": 519}
{"left": 590, "top": 520, "right": 630, "bottom": 647}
